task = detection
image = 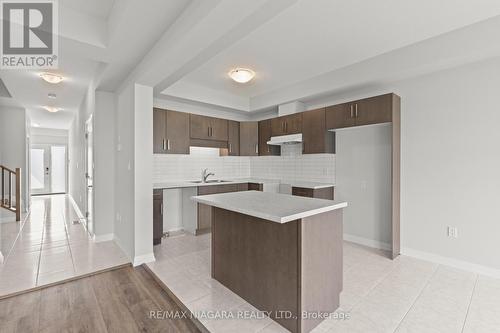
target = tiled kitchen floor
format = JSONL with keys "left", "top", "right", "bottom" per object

{"left": 0, "top": 194, "right": 129, "bottom": 297}
{"left": 147, "top": 232, "right": 500, "bottom": 333}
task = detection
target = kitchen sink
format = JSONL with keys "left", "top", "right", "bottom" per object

{"left": 189, "top": 180, "right": 232, "bottom": 184}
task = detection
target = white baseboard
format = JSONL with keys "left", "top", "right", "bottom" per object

{"left": 344, "top": 234, "right": 391, "bottom": 251}
{"left": 93, "top": 233, "right": 114, "bottom": 242}
{"left": 402, "top": 247, "right": 500, "bottom": 279}
{"left": 68, "top": 194, "right": 85, "bottom": 219}
{"left": 133, "top": 253, "right": 156, "bottom": 267}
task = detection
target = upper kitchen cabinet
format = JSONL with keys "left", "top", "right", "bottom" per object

{"left": 153, "top": 108, "right": 190, "bottom": 154}
{"left": 302, "top": 108, "right": 335, "bottom": 154}
{"left": 326, "top": 93, "right": 394, "bottom": 130}
{"left": 227, "top": 120, "right": 240, "bottom": 156}
{"left": 354, "top": 93, "right": 393, "bottom": 126}
{"left": 240, "top": 121, "right": 259, "bottom": 156}
{"left": 258, "top": 119, "right": 280, "bottom": 156}
{"left": 325, "top": 103, "right": 356, "bottom": 129}
{"left": 271, "top": 113, "right": 302, "bottom": 136}
{"left": 190, "top": 114, "right": 228, "bottom": 142}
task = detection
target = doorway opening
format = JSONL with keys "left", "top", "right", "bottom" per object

{"left": 30, "top": 144, "right": 67, "bottom": 195}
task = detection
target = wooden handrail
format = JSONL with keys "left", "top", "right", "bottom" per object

{"left": 0, "top": 165, "right": 21, "bottom": 221}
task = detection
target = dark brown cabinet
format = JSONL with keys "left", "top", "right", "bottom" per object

{"left": 153, "top": 190, "right": 163, "bottom": 245}
{"left": 248, "top": 183, "right": 263, "bottom": 191}
{"left": 271, "top": 113, "right": 302, "bottom": 136}
{"left": 258, "top": 119, "right": 280, "bottom": 156}
{"left": 292, "top": 186, "right": 334, "bottom": 200}
{"left": 153, "top": 108, "right": 190, "bottom": 154}
{"left": 227, "top": 120, "right": 240, "bottom": 156}
{"left": 326, "top": 93, "right": 394, "bottom": 130}
{"left": 190, "top": 114, "right": 228, "bottom": 141}
{"left": 302, "top": 108, "right": 335, "bottom": 154}
{"left": 240, "top": 122, "right": 259, "bottom": 156}
{"left": 197, "top": 184, "right": 240, "bottom": 233}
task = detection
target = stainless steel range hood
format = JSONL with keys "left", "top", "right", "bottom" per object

{"left": 267, "top": 133, "right": 303, "bottom": 146}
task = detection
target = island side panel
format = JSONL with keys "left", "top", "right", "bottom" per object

{"left": 299, "top": 209, "right": 343, "bottom": 333}
{"left": 211, "top": 207, "right": 300, "bottom": 333}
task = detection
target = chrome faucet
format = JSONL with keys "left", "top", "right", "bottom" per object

{"left": 201, "top": 168, "right": 215, "bottom": 183}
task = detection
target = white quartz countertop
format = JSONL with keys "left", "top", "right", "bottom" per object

{"left": 153, "top": 178, "right": 333, "bottom": 190}
{"left": 192, "top": 191, "right": 347, "bottom": 223}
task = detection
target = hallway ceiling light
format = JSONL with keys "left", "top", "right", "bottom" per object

{"left": 44, "top": 106, "right": 61, "bottom": 113}
{"left": 40, "top": 73, "right": 64, "bottom": 84}
{"left": 228, "top": 68, "right": 255, "bottom": 83}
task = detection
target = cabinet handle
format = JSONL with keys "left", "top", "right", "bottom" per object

{"left": 229, "top": 143, "right": 232, "bottom": 153}
{"left": 160, "top": 203, "right": 163, "bottom": 215}
{"left": 167, "top": 139, "right": 170, "bottom": 150}
{"left": 255, "top": 143, "right": 258, "bottom": 154}
{"left": 267, "top": 145, "right": 270, "bottom": 153}
{"left": 350, "top": 105, "right": 354, "bottom": 118}
{"left": 355, "top": 104, "right": 358, "bottom": 118}
{"left": 162, "top": 139, "right": 166, "bottom": 150}
{"left": 208, "top": 127, "right": 211, "bottom": 137}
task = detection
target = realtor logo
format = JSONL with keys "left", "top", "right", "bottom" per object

{"left": 1, "top": 0, "right": 58, "bottom": 69}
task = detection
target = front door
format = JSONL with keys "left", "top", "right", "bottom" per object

{"left": 30, "top": 145, "right": 51, "bottom": 195}
{"left": 30, "top": 144, "right": 67, "bottom": 195}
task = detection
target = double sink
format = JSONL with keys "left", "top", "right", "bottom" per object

{"left": 189, "top": 180, "right": 232, "bottom": 184}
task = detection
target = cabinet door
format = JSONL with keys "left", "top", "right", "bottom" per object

{"left": 210, "top": 117, "right": 228, "bottom": 141}
{"left": 270, "top": 116, "right": 286, "bottom": 136}
{"left": 190, "top": 114, "right": 211, "bottom": 140}
{"left": 153, "top": 109, "right": 166, "bottom": 154}
{"left": 248, "top": 183, "right": 263, "bottom": 191}
{"left": 166, "top": 110, "right": 190, "bottom": 154}
{"left": 354, "top": 94, "right": 393, "bottom": 126}
{"left": 240, "top": 122, "right": 258, "bottom": 156}
{"left": 227, "top": 120, "right": 240, "bottom": 156}
{"left": 153, "top": 190, "right": 163, "bottom": 245}
{"left": 326, "top": 103, "right": 356, "bottom": 129}
{"left": 284, "top": 113, "right": 302, "bottom": 134}
{"left": 259, "top": 119, "right": 280, "bottom": 156}
{"left": 302, "top": 108, "right": 331, "bottom": 154}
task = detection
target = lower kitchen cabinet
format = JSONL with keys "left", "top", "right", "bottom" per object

{"left": 292, "top": 186, "right": 334, "bottom": 200}
{"left": 153, "top": 190, "right": 163, "bottom": 245}
{"left": 197, "top": 184, "right": 240, "bottom": 234}
{"left": 248, "top": 183, "right": 263, "bottom": 191}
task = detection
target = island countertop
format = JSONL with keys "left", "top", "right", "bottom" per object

{"left": 192, "top": 190, "right": 347, "bottom": 223}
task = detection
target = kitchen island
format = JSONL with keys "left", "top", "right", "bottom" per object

{"left": 192, "top": 191, "right": 347, "bottom": 333}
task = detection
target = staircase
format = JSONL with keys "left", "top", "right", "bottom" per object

{"left": 0, "top": 165, "right": 21, "bottom": 221}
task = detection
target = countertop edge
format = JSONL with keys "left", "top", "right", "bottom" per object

{"left": 192, "top": 195, "right": 347, "bottom": 223}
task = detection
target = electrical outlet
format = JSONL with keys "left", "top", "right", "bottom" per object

{"left": 447, "top": 226, "right": 458, "bottom": 238}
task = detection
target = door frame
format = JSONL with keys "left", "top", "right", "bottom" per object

{"left": 84, "top": 114, "right": 94, "bottom": 237}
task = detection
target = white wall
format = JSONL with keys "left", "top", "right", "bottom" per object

{"left": 31, "top": 128, "right": 68, "bottom": 145}
{"left": 0, "top": 106, "right": 28, "bottom": 213}
{"left": 115, "top": 83, "right": 154, "bottom": 265}
{"left": 335, "top": 124, "right": 392, "bottom": 249}
{"left": 307, "top": 57, "right": 500, "bottom": 272}
{"left": 93, "top": 91, "right": 116, "bottom": 238}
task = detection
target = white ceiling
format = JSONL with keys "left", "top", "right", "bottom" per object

{"left": 0, "top": 0, "right": 191, "bottom": 129}
{"left": 2, "top": 0, "right": 500, "bottom": 129}
{"left": 61, "top": 0, "right": 115, "bottom": 19}
{"left": 161, "top": 0, "right": 500, "bottom": 111}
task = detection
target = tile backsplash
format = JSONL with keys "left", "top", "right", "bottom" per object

{"left": 153, "top": 145, "right": 335, "bottom": 184}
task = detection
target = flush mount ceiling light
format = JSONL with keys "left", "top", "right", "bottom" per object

{"left": 40, "top": 72, "right": 64, "bottom": 84}
{"left": 228, "top": 68, "right": 255, "bottom": 83}
{"left": 43, "top": 106, "right": 61, "bottom": 113}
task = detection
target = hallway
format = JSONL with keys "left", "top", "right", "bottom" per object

{"left": 0, "top": 195, "right": 129, "bottom": 297}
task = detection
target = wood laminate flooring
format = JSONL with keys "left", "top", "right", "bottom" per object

{"left": 0, "top": 266, "right": 200, "bottom": 333}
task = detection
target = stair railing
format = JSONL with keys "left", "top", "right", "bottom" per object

{"left": 0, "top": 166, "right": 21, "bottom": 221}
